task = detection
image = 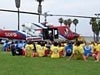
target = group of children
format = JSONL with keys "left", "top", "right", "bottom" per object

{"left": 2, "top": 40, "right": 100, "bottom": 62}
{"left": 68, "top": 41, "right": 100, "bottom": 62}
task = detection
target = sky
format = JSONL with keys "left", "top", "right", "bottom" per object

{"left": 0, "top": 0, "right": 100, "bottom": 36}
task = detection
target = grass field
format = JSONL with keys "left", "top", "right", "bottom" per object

{"left": 0, "top": 45, "right": 100, "bottom": 75}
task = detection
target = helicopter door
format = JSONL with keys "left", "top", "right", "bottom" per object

{"left": 43, "top": 28, "right": 58, "bottom": 40}
{"left": 53, "top": 28, "right": 58, "bottom": 39}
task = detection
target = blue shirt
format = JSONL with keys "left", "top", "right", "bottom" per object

{"left": 65, "top": 44, "right": 73, "bottom": 54}
{"left": 17, "top": 42, "right": 23, "bottom": 49}
{"left": 83, "top": 45, "right": 92, "bottom": 55}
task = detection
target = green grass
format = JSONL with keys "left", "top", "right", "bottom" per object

{"left": 0, "top": 46, "right": 100, "bottom": 75}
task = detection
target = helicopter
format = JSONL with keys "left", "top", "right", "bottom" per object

{"left": 0, "top": 9, "right": 99, "bottom": 40}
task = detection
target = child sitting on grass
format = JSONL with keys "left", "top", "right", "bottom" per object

{"left": 68, "top": 41, "right": 85, "bottom": 61}
{"left": 50, "top": 41, "right": 60, "bottom": 58}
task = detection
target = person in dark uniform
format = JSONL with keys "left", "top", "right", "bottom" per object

{"left": 10, "top": 42, "right": 16, "bottom": 56}
{"left": 49, "top": 32, "right": 54, "bottom": 42}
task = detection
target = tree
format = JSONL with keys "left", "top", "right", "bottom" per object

{"left": 58, "top": 18, "right": 63, "bottom": 26}
{"left": 90, "top": 18, "right": 99, "bottom": 42}
{"left": 63, "top": 18, "right": 72, "bottom": 27}
{"left": 67, "top": 18, "right": 72, "bottom": 27}
{"left": 73, "top": 19, "right": 79, "bottom": 32}
{"left": 64, "top": 20, "right": 68, "bottom": 26}
{"left": 98, "top": 20, "right": 100, "bottom": 30}
{"left": 90, "top": 18, "right": 95, "bottom": 41}
{"left": 36, "top": 0, "right": 44, "bottom": 23}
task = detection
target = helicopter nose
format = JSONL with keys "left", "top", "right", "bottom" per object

{"left": 73, "top": 32, "right": 79, "bottom": 38}
{"left": 66, "top": 32, "right": 79, "bottom": 40}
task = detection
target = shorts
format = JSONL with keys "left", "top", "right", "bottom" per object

{"left": 84, "top": 52, "right": 92, "bottom": 56}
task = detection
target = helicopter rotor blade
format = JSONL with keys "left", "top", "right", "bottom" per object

{"left": 46, "top": 14, "right": 100, "bottom": 19}
{"left": 0, "top": 9, "right": 39, "bottom": 15}
{"left": 0, "top": 8, "right": 100, "bottom": 19}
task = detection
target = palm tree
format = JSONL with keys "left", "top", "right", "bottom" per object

{"left": 63, "top": 19, "right": 72, "bottom": 27}
{"left": 58, "top": 18, "right": 63, "bottom": 26}
{"left": 90, "top": 18, "right": 96, "bottom": 41}
{"left": 36, "top": 0, "right": 44, "bottom": 23}
{"left": 98, "top": 20, "right": 100, "bottom": 30}
{"left": 97, "top": 20, "right": 100, "bottom": 41}
{"left": 67, "top": 18, "right": 72, "bottom": 27}
{"left": 90, "top": 18, "right": 99, "bottom": 42}
{"left": 95, "top": 25, "right": 99, "bottom": 42}
{"left": 64, "top": 20, "right": 68, "bottom": 26}
{"left": 73, "top": 19, "right": 79, "bottom": 32}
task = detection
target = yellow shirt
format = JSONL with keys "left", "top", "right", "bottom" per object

{"left": 80, "top": 43, "right": 85, "bottom": 47}
{"left": 25, "top": 44, "right": 34, "bottom": 51}
{"left": 50, "top": 46, "right": 60, "bottom": 58}
{"left": 90, "top": 44, "right": 94, "bottom": 52}
{"left": 73, "top": 45, "right": 84, "bottom": 54}
{"left": 25, "top": 44, "right": 34, "bottom": 57}
{"left": 36, "top": 45, "right": 47, "bottom": 57}
{"left": 95, "top": 44, "right": 100, "bottom": 51}
{"left": 58, "top": 46, "right": 64, "bottom": 52}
